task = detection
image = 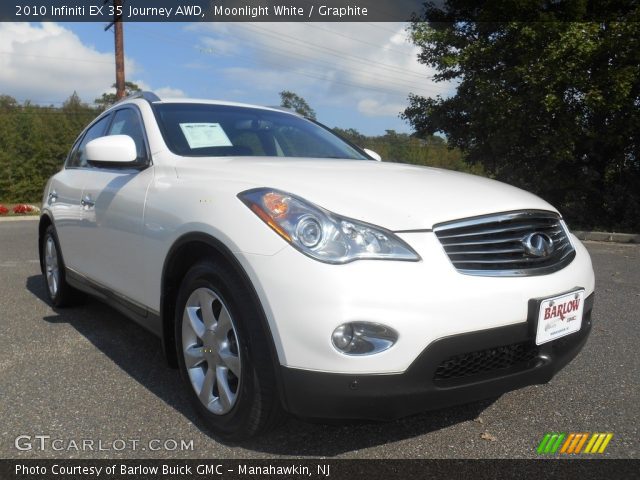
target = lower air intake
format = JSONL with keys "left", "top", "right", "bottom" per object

{"left": 433, "top": 341, "right": 539, "bottom": 384}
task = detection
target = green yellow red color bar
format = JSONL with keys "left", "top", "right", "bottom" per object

{"left": 537, "top": 433, "right": 613, "bottom": 454}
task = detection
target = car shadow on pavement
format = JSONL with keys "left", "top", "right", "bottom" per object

{"left": 27, "top": 274, "right": 496, "bottom": 456}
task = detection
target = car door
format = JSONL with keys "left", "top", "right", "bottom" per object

{"left": 48, "top": 114, "right": 112, "bottom": 274}
{"left": 78, "top": 106, "right": 154, "bottom": 307}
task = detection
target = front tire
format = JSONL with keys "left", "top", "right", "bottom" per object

{"left": 175, "top": 261, "right": 283, "bottom": 440}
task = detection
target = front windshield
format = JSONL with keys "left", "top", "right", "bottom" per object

{"left": 153, "top": 103, "right": 369, "bottom": 160}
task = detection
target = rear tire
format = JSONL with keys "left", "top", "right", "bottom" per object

{"left": 42, "top": 225, "right": 84, "bottom": 307}
{"left": 175, "top": 260, "right": 284, "bottom": 440}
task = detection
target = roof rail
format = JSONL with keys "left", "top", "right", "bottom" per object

{"left": 111, "top": 91, "right": 161, "bottom": 108}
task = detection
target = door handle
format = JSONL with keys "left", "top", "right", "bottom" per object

{"left": 81, "top": 195, "right": 95, "bottom": 208}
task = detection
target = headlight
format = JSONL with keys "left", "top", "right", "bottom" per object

{"left": 238, "top": 188, "right": 420, "bottom": 264}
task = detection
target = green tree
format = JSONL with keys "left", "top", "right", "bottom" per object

{"left": 332, "top": 127, "right": 367, "bottom": 145}
{"left": 0, "top": 95, "right": 18, "bottom": 200}
{"left": 279, "top": 90, "right": 316, "bottom": 119}
{"left": 333, "top": 126, "right": 483, "bottom": 175}
{"left": 0, "top": 95, "right": 18, "bottom": 111}
{"left": 0, "top": 93, "right": 98, "bottom": 202}
{"left": 95, "top": 81, "right": 142, "bottom": 111}
{"left": 402, "top": 3, "right": 640, "bottom": 231}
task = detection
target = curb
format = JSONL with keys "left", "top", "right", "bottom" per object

{"left": 573, "top": 231, "right": 639, "bottom": 244}
{"left": 0, "top": 216, "right": 39, "bottom": 222}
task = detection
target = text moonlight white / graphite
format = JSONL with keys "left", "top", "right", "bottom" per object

{"left": 212, "top": 4, "right": 368, "bottom": 18}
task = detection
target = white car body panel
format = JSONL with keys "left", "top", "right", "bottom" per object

{"left": 131, "top": 151, "right": 593, "bottom": 374}
{"left": 46, "top": 170, "right": 85, "bottom": 271}
{"left": 42, "top": 96, "right": 596, "bottom": 381}
{"left": 236, "top": 233, "right": 593, "bottom": 373}
{"left": 77, "top": 167, "right": 153, "bottom": 305}
{"left": 170, "top": 157, "right": 556, "bottom": 232}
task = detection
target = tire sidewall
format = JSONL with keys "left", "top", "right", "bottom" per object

{"left": 175, "top": 261, "right": 262, "bottom": 438}
{"left": 42, "top": 225, "right": 66, "bottom": 307}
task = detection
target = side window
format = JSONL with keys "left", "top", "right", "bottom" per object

{"left": 107, "top": 108, "right": 148, "bottom": 162}
{"left": 64, "top": 137, "right": 83, "bottom": 168}
{"left": 66, "top": 115, "right": 111, "bottom": 168}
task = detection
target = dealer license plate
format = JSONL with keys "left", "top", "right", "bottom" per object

{"left": 535, "top": 290, "right": 585, "bottom": 345}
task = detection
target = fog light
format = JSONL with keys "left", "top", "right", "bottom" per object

{"left": 332, "top": 324, "right": 354, "bottom": 350}
{"left": 331, "top": 322, "right": 398, "bottom": 355}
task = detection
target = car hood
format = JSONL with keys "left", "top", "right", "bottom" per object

{"left": 174, "top": 157, "right": 557, "bottom": 231}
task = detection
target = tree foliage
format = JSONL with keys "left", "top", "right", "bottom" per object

{"left": 279, "top": 90, "right": 317, "bottom": 119}
{"left": 333, "top": 127, "right": 482, "bottom": 174}
{"left": 94, "top": 81, "right": 142, "bottom": 111}
{"left": 0, "top": 94, "right": 98, "bottom": 202}
{"left": 402, "top": 2, "right": 640, "bottom": 231}
{"left": 0, "top": 89, "right": 478, "bottom": 204}
{"left": 278, "top": 92, "right": 477, "bottom": 173}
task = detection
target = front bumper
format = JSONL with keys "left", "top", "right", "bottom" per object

{"left": 237, "top": 232, "right": 595, "bottom": 374}
{"left": 280, "top": 293, "right": 593, "bottom": 420}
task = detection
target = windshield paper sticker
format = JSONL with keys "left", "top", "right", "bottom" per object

{"left": 179, "top": 123, "right": 233, "bottom": 148}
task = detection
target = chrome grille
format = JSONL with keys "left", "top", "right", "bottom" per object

{"left": 434, "top": 210, "right": 575, "bottom": 276}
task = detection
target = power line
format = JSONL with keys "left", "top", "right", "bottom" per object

{"left": 300, "top": 23, "right": 416, "bottom": 58}
{"left": 131, "top": 25, "right": 446, "bottom": 95}
{"left": 131, "top": 24, "right": 448, "bottom": 97}
{"left": 219, "top": 25, "right": 450, "bottom": 95}
{"left": 364, "top": 22, "right": 407, "bottom": 35}
{"left": 1, "top": 23, "right": 447, "bottom": 108}
{"left": 237, "top": 23, "right": 431, "bottom": 81}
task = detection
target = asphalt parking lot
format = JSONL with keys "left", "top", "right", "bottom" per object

{"left": 1, "top": 219, "right": 638, "bottom": 459}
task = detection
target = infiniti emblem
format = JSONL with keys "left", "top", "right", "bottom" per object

{"left": 522, "top": 232, "right": 554, "bottom": 257}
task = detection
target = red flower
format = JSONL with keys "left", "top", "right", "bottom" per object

{"left": 0, "top": 205, "right": 8, "bottom": 215}
{"left": 13, "top": 204, "right": 34, "bottom": 214}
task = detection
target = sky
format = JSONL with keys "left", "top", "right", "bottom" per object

{"left": 0, "top": 21, "right": 455, "bottom": 135}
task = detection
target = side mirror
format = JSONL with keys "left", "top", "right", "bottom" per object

{"left": 86, "top": 135, "right": 138, "bottom": 166}
{"left": 363, "top": 148, "right": 382, "bottom": 161}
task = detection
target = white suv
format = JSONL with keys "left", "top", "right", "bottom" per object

{"left": 40, "top": 92, "right": 595, "bottom": 439}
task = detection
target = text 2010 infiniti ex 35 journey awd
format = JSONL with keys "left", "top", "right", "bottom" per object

{"left": 39, "top": 92, "right": 595, "bottom": 439}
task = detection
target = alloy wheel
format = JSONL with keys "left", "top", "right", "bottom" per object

{"left": 44, "top": 235, "right": 59, "bottom": 298}
{"left": 181, "top": 287, "right": 241, "bottom": 415}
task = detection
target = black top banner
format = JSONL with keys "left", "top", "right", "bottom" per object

{"left": 1, "top": 0, "right": 637, "bottom": 23}
{"left": 3, "top": 0, "right": 423, "bottom": 22}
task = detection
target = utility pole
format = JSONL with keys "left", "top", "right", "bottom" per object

{"left": 104, "top": 0, "right": 125, "bottom": 99}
